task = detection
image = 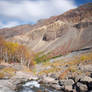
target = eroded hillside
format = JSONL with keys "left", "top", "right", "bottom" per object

{"left": 0, "top": 3, "right": 92, "bottom": 58}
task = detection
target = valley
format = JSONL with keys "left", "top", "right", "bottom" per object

{"left": 0, "top": 3, "right": 92, "bottom": 92}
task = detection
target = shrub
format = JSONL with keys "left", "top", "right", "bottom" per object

{"left": 0, "top": 72, "right": 5, "bottom": 79}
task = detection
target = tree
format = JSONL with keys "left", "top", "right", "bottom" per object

{"left": 0, "top": 36, "right": 35, "bottom": 68}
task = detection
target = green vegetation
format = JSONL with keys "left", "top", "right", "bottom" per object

{"left": 38, "top": 52, "right": 92, "bottom": 78}
{"left": 35, "top": 52, "right": 62, "bottom": 63}
{"left": 35, "top": 54, "right": 49, "bottom": 63}
{"left": 51, "top": 54, "right": 62, "bottom": 59}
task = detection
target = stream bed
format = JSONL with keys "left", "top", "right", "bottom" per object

{"left": 17, "top": 81, "right": 62, "bottom": 92}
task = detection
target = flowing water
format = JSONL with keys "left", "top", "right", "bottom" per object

{"left": 17, "top": 81, "right": 61, "bottom": 92}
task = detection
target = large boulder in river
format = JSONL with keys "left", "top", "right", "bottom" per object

{"left": 59, "top": 79, "right": 74, "bottom": 86}
{"left": 76, "top": 82, "right": 88, "bottom": 92}
{"left": 64, "top": 85, "right": 73, "bottom": 92}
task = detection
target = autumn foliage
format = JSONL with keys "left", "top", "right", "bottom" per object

{"left": 0, "top": 37, "right": 35, "bottom": 68}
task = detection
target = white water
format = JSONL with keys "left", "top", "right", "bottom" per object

{"left": 18, "top": 81, "right": 61, "bottom": 92}
{"left": 23, "top": 81, "right": 40, "bottom": 88}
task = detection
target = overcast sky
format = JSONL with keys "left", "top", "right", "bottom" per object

{"left": 0, "top": 0, "right": 91, "bottom": 29}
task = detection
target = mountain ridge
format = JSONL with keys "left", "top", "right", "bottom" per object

{"left": 0, "top": 3, "right": 92, "bottom": 57}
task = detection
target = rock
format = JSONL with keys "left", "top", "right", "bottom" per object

{"left": 0, "top": 80, "right": 15, "bottom": 92}
{"left": 50, "top": 84, "right": 61, "bottom": 90}
{"left": 88, "top": 82, "right": 92, "bottom": 89}
{"left": 0, "top": 86, "right": 15, "bottom": 92}
{"left": 15, "top": 71, "right": 35, "bottom": 80}
{"left": 79, "top": 65, "right": 92, "bottom": 72}
{"left": 8, "top": 71, "right": 38, "bottom": 90}
{"left": 76, "top": 82, "right": 88, "bottom": 92}
{"left": 89, "top": 90, "right": 92, "bottom": 92}
{"left": 42, "top": 77, "right": 58, "bottom": 84}
{"left": 12, "top": 71, "right": 38, "bottom": 81}
{"left": 59, "top": 79, "right": 74, "bottom": 86}
{"left": 80, "top": 76, "right": 92, "bottom": 83}
{"left": 49, "top": 74, "right": 57, "bottom": 79}
{"left": 64, "top": 85, "right": 73, "bottom": 92}
{"left": 74, "top": 75, "right": 85, "bottom": 82}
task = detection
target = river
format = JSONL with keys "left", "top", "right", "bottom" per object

{"left": 17, "top": 80, "right": 62, "bottom": 92}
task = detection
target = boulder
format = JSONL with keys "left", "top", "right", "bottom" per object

{"left": 0, "top": 86, "right": 15, "bottom": 92}
{"left": 49, "top": 74, "right": 57, "bottom": 79}
{"left": 64, "top": 85, "right": 73, "bottom": 92}
{"left": 76, "top": 82, "right": 88, "bottom": 92}
{"left": 79, "top": 65, "right": 92, "bottom": 72}
{"left": 74, "top": 75, "right": 85, "bottom": 82}
{"left": 88, "top": 82, "right": 92, "bottom": 89}
{"left": 59, "top": 79, "right": 74, "bottom": 86}
{"left": 50, "top": 84, "right": 61, "bottom": 90}
{"left": 42, "top": 77, "right": 58, "bottom": 84}
{"left": 80, "top": 76, "right": 92, "bottom": 83}
{"left": 0, "top": 80, "right": 15, "bottom": 92}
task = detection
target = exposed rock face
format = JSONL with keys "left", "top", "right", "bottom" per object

{"left": 0, "top": 3, "right": 92, "bottom": 57}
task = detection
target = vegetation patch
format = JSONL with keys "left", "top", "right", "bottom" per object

{"left": 35, "top": 53, "right": 62, "bottom": 63}
{"left": 0, "top": 72, "right": 5, "bottom": 79}
{"left": 1, "top": 67, "right": 16, "bottom": 77}
{"left": 0, "top": 36, "right": 35, "bottom": 68}
{"left": 37, "top": 52, "right": 92, "bottom": 79}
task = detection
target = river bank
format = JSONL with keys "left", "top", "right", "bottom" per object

{"left": 0, "top": 64, "right": 92, "bottom": 92}
{"left": 0, "top": 70, "right": 92, "bottom": 92}
{"left": 0, "top": 52, "right": 92, "bottom": 92}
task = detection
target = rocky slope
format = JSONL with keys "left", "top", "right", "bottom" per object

{"left": 0, "top": 24, "right": 32, "bottom": 38}
{"left": 0, "top": 3, "right": 92, "bottom": 57}
{"left": 0, "top": 51, "right": 92, "bottom": 92}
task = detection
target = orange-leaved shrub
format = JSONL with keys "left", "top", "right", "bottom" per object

{"left": 0, "top": 36, "right": 35, "bottom": 68}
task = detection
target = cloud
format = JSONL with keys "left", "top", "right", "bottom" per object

{"left": 0, "top": 21, "right": 20, "bottom": 29}
{"left": 0, "top": 0, "right": 77, "bottom": 23}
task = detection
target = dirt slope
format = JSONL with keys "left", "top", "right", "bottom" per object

{"left": 0, "top": 3, "right": 92, "bottom": 57}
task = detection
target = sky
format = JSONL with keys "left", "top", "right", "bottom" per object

{"left": 0, "top": 0, "right": 91, "bottom": 29}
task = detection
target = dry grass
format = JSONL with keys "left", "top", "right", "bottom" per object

{"left": 2, "top": 67, "right": 16, "bottom": 76}
{"left": 22, "top": 66, "right": 32, "bottom": 73}
{"left": 0, "top": 72, "right": 5, "bottom": 79}
{"left": 38, "top": 52, "right": 92, "bottom": 78}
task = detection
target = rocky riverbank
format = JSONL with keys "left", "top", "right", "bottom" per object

{"left": 0, "top": 71, "right": 38, "bottom": 92}
{"left": 0, "top": 52, "right": 92, "bottom": 92}
{"left": 37, "top": 74, "right": 92, "bottom": 92}
{"left": 0, "top": 69, "right": 92, "bottom": 92}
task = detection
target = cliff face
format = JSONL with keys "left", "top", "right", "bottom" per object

{"left": 0, "top": 3, "right": 92, "bottom": 56}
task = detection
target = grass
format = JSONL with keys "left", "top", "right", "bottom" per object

{"left": 37, "top": 52, "right": 92, "bottom": 78}
{"left": 50, "top": 54, "right": 62, "bottom": 59}
{"left": 35, "top": 55, "right": 49, "bottom": 63}
{"left": 2, "top": 67, "right": 16, "bottom": 76}
{"left": 35, "top": 52, "right": 62, "bottom": 64}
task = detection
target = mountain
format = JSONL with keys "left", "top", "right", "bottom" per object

{"left": 0, "top": 3, "right": 92, "bottom": 57}
{"left": 0, "top": 24, "right": 32, "bottom": 38}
